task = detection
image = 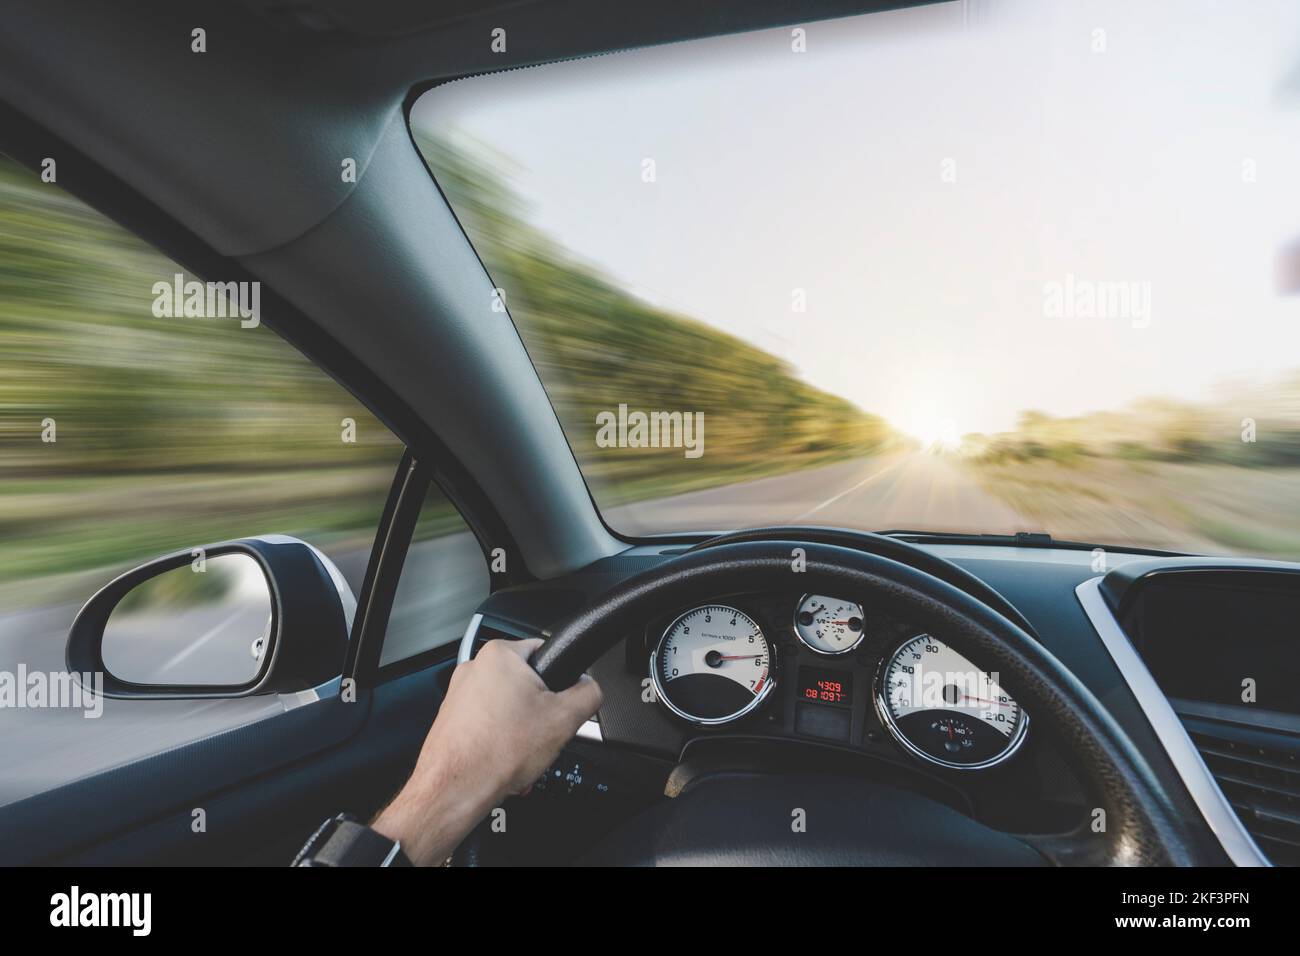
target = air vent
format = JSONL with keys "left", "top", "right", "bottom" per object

{"left": 1187, "top": 727, "right": 1300, "bottom": 865}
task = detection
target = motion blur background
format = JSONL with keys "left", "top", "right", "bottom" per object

{"left": 0, "top": 155, "right": 403, "bottom": 616}
{"left": 3, "top": 0, "right": 1300, "bottom": 639}
{"left": 413, "top": 0, "right": 1300, "bottom": 552}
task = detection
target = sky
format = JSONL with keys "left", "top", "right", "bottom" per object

{"left": 412, "top": 0, "right": 1300, "bottom": 442}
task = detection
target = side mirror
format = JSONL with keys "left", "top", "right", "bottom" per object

{"left": 67, "top": 536, "right": 355, "bottom": 698}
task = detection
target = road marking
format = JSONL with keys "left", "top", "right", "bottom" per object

{"left": 156, "top": 607, "right": 253, "bottom": 677}
{"left": 789, "top": 455, "right": 907, "bottom": 522}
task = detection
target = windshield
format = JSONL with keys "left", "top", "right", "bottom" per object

{"left": 411, "top": 0, "right": 1300, "bottom": 557}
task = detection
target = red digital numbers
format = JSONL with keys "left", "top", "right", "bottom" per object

{"left": 802, "top": 675, "right": 848, "bottom": 704}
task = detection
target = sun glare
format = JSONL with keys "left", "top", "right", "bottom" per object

{"left": 900, "top": 414, "right": 961, "bottom": 452}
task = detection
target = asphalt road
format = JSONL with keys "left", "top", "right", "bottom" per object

{"left": 0, "top": 451, "right": 1028, "bottom": 807}
{"left": 609, "top": 450, "right": 1029, "bottom": 535}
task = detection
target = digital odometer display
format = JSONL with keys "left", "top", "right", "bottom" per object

{"left": 798, "top": 666, "right": 853, "bottom": 707}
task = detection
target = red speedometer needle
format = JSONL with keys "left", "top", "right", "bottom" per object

{"left": 960, "top": 694, "right": 1006, "bottom": 706}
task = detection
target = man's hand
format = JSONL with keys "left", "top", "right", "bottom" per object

{"left": 372, "top": 638, "right": 601, "bottom": 865}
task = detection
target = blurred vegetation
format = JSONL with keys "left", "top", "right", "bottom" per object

{"left": 1, "top": 135, "right": 895, "bottom": 610}
{"left": 114, "top": 555, "right": 241, "bottom": 614}
{"left": 5, "top": 117, "right": 1299, "bottom": 616}
{"left": 958, "top": 379, "right": 1300, "bottom": 557}
{"left": 0, "top": 159, "right": 400, "bottom": 479}
{"left": 0, "top": 156, "right": 402, "bottom": 603}
{"left": 419, "top": 130, "right": 1300, "bottom": 560}
{"left": 418, "top": 133, "right": 903, "bottom": 505}
{"left": 959, "top": 379, "right": 1300, "bottom": 468}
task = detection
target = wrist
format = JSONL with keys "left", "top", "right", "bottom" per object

{"left": 294, "top": 812, "right": 411, "bottom": 867}
{"left": 373, "top": 752, "right": 505, "bottom": 866}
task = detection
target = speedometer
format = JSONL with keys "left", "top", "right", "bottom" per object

{"left": 651, "top": 605, "right": 774, "bottom": 725}
{"left": 874, "top": 633, "right": 1027, "bottom": 770}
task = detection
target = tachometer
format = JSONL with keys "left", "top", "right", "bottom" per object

{"left": 874, "top": 633, "right": 1027, "bottom": 769}
{"left": 651, "top": 604, "right": 774, "bottom": 725}
{"left": 794, "top": 593, "right": 865, "bottom": 655}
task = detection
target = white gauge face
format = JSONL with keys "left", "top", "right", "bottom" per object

{"left": 876, "top": 634, "right": 1028, "bottom": 770}
{"left": 651, "top": 605, "right": 774, "bottom": 724}
{"left": 794, "top": 594, "right": 865, "bottom": 655}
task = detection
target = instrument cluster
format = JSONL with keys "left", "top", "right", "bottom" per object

{"left": 648, "top": 593, "right": 1028, "bottom": 771}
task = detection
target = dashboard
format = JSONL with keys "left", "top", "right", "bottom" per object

{"left": 465, "top": 539, "right": 1300, "bottom": 866}
{"left": 647, "top": 593, "right": 1027, "bottom": 771}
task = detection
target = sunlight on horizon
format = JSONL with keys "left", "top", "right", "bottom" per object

{"left": 412, "top": 2, "right": 1300, "bottom": 556}
{"left": 900, "top": 417, "right": 962, "bottom": 452}
{"left": 414, "top": 0, "right": 1300, "bottom": 438}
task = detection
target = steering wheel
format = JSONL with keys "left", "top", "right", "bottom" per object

{"left": 528, "top": 538, "right": 1221, "bottom": 866}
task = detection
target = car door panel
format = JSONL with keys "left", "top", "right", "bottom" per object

{"left": 2, "top": 664, "right": 448, "bottom": 865}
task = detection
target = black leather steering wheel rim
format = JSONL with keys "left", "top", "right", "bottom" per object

{"left": 530, "top": 539, "right": 1214, "bottom": 866}
{"left": 685, "top": 525, "right": 1040, "bottom": 638}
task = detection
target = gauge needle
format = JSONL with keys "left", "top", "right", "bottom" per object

{"left": 961, "top": 694, "right": 1008, "bottom": 707}
{"left": 717, "top": 654, "right": 763, "bottom": 661}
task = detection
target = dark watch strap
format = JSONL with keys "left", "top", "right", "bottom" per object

{"left": 292, "top": 813, "right": 412, "bottom": 867}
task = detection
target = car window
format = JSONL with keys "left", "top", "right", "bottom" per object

{"left": 0, "top": 154, "right": 403, "bottom": 806}
{"left": 381, "top": 481, "right": 490, "bottom": 667}
{"left": 0, "top": 155, "right": 403, "bottom": 611}
{"left": 411, "top": 3, "right": 1300, "bottom": 560}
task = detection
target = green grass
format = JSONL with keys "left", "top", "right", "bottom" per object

{"left": 968, "top": 456, "right": 1300, "bottom": 559}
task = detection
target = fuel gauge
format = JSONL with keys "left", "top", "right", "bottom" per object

{"left": 794, "top": 594, "right": 865, "bottom": 656}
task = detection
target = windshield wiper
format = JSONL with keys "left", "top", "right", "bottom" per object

{"left": 879, "top": 530, "right": 1058, "bottom": 547}
{"left": 878, "top": 530, "right": 1189, "bottom": 558}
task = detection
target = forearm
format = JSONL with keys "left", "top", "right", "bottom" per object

{"left": 371, "top": 752, "right": 502, "bottom": 867}
{"left": 368, "top": 639, "right": 600, "bottom": 866}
